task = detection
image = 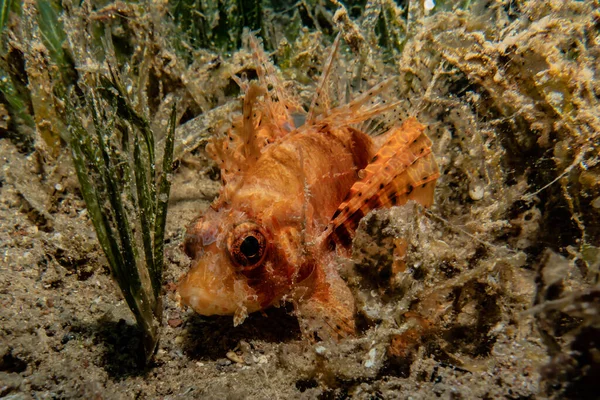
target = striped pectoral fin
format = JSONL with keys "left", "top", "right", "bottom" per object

{"left": 405, "top": 153, "right": 439, "bottom": 207}
{"left": 295, "top": 267, "right": 356, "bottom": 342}
{"left": 325, "top": 117, "right": 440, "bottom": 248}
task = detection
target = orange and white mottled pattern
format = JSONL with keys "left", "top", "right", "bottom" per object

{"left": 178, "top": 34, "right": 439, "bottom": 341}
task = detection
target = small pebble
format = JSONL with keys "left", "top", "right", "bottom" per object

{"left": 216, "top": 359, "right": 232, "bottom": 367}
{"left": 256, "top": 355, "right": 268, "bottom": 364}
{"left": 469, "top": 184, "right": 484, "bottom": 201}
{"left": 168, "top": 318, "right": 183, "bottom": 328}
{"left": 364, "top": 348, "right": 377, "bottom": 368}
{"left": 226, "top": 351, "right": 244, "bottom": 364}
{"left": 61, "top": 333, "right": 75, "bottom": 345}
{"left": 238, "top": 340, "right": 251, "bottom": 354}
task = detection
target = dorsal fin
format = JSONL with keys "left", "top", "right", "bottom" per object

{"left": 324, "top": 117, "right": 439, "bottom": 248}
{"left": 296, "top": 32, "right": 408, "bottom": 139}
{"left": 306, "top": 33, "right": 342, "bottom": 125}
{"left": 248, "top": 34, "right": 302, "bottom": 134}
{"left": 305, "top": 72, "right": 400, "bottom": 132}
{"left": 241, "top": 84, "right": 266, "bottom": 162}
{"left": 206, "top": 34, "right": 304, "bottom": 185}
{"left": 205, "top": 83, "right": 264, "bottom": 185}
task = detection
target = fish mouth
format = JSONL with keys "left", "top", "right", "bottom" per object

{"left": 177, "top": 257, "right": 258, "bottom": 316}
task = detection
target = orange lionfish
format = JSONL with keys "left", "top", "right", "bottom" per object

{"left": 178, "top": 34, "right": 439, "bottom": 340}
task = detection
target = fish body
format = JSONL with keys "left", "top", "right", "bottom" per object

{"left": 178, "top": 35, "right": 439, "bottom": 340}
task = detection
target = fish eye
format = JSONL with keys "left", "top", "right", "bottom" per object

{"left": 227, "top": 222, "right": 268, "bottom": 271}
{"left": 240, "top": 235, "right": 260, "bottom": 259}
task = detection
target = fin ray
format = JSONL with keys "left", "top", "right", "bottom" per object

{"left": 325, "top": 117, "right": 439, "bottom": 248}
{"left": 306, "top": 33, "right": 342, "bottom": 124}
{"left": 208, "top": 34, "right": 305, "bottom": 184}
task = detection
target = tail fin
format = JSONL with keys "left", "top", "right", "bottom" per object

{"left": 324, "top": 117, "right": 439, "bottom": 248}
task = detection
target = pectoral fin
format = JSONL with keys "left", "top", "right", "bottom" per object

{"left": 325, "top": 117, "right": 439, "bottom": 248}
{"left": 294, "top": 264, "right": 356, "bottom": 342}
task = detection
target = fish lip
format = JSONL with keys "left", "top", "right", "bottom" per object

{"left": 179, "top": 288, "right": 236, "bottom": 316}
{"left": 177, "top": 270, "right": 235, "bottom": 315}
{"left": 177, "top": 257, "right": 259, "bottom": 316}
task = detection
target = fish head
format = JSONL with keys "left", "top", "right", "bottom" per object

{"left": 178, "top": 202, "right": 312, "bottom": 323}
